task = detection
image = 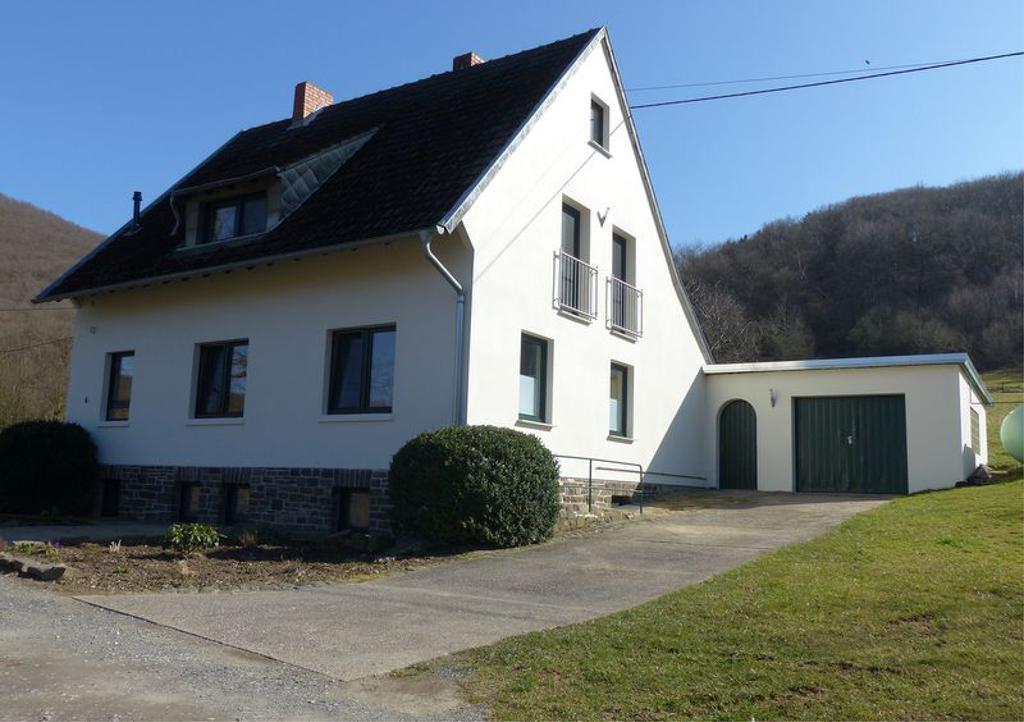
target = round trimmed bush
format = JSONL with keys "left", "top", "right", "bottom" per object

{"left": 389, "top": 425, "right": 561, "bottom": 547}
{"left": 0, "top": 421, "right": 99, "bottom": 516}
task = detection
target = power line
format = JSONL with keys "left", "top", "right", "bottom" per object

{"left": 0, "top": 336, "right": 72, "bottom": 355}
{"left": 629, "top": 51, "right": 1024, "bottom": 110}
{"left": 627, "top": 56, "right": 976, "bottom": 92}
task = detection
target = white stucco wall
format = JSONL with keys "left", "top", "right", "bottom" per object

{"left": 957, "top": 371, "right": 989, "bottom": 478}
{"left": 65, "top": 234, "right": 468, "bottom": 469}
{"left": 705, "top": 364, "right": 979, "bottom": 494}
{"left": 458, "top": 37, "right": 710, "bottom": 485}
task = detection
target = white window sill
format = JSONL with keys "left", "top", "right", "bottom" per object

{"left": 186, "top": 417, "right": 245, "bottom": 427}
{"left": 610, "top": 327, "right": 640, "bottom": 343}
{"left": 556, "top": 307, "right": 595, "bottom": 325}
{"left": 588, "top": 139, "right": 612, "bottom": 158}
{"left": 516, "top": 418, "right": 553, "bottom": 431}
{"left": 97, "top": 420, "right": 129, "bottom": 428}
{"left": 319, "top": 413, "right": 394, "bottom": 423}
{"left": 607, "top": 434, "right": 634, "bottom": 444}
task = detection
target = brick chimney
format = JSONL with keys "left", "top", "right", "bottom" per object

{"left": 292, "top": 81, "right": 333, "bottom": 123}
{"left": 452, "top": 52, "right": 485, "bottom": 71}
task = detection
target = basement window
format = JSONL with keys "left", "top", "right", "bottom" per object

{"left": 223, "top": 484, "right": 251, "bottom": 525}
{"left": 338, "top": 490, "right": 371, "bottom": 531}
{"left": 178, "top": 483, "right": 202, "bottom": 522}
{"left": 200, "top": 193, "right": 267, "bottom": 244}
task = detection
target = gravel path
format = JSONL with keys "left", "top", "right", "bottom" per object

{"left": 0, "top": 575, "right": 418, "bottom": 721}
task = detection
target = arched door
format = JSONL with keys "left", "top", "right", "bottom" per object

{"left": 719, "top": 400, "right": 757, "bottom": 490}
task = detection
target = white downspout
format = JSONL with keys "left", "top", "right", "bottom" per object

{"left": 419, "top": 229, "right": 465, "bottom": 425}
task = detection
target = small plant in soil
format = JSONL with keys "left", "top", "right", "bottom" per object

{"left": 236, "top": 528, "right": 259, "bottom": 549}
{"left": 108, "top": 539, "right": 122, "bottom": 554}
{"left": 42, "top": 541, "right": 62, "bottom": 562}
{"left": 164, "top": 523, "right": 224, "bottom": 557}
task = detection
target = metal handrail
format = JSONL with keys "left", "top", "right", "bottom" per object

{"left": 553, "top": 251, "right": 599, "bottom": 320}
{"left": 553, "top": 453, "right": 707, "bottom": 515}
{"left": 606, "top": 276, "right": 643, "bottom": 337}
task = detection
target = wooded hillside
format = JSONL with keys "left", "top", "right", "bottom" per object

{"left": 0, "top": 193, "right": 101, "bottom": 426}
{"left": 677, "top": 173, "right": 1023, "bottom": 371}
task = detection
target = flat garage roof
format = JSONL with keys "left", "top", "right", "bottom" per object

{"left": 703, "top": 352, "right": 992, "bottom": 405}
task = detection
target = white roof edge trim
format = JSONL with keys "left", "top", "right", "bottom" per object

{"left": 34, "top": 129, "right": 246, "bottom": 304}
{"left": 598, "top": 33, "right": 713, "bottom": 364}
{"left": 703, "top": 353, "right": 993, "bottom": 405}
{"left": 438, "top": 29, "right": 604, "bottom": 235}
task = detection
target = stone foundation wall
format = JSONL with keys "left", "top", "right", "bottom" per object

{"left": 101, "top": 465, "right": 392, "bottom": 537}
{"left": 101, "top": 465, "right": 679, "bottom": 536}
{"left": 558, "top": 477, "right": 683, "bottom": 517}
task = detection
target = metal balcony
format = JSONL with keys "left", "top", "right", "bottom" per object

{"left": 607, "top": 276, "right": 643, "bottom": 337}
{"left": 553, "top": 250, "right": 599, "bottom": 320}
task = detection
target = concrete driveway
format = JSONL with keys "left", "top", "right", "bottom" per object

{"left": 79, "top": 491, "right": 887, "bottom": 681}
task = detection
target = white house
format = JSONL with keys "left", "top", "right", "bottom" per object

{"left": 37, "top": 28, "right": 990, "bottom": 536}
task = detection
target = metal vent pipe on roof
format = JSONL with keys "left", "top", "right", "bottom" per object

{"left": 132, "top": 191, "right": 142, "bottom": 224}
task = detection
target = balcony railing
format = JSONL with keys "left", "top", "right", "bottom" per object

{"left": 553, "top": 250, "right": 598, "bottom": 320}
{"left": 607, "top": 276, "right": 643, "bottom": 337}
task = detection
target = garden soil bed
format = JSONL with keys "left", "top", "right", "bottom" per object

{"left": 5, "top": 538, "right": 459, "bottom": 595}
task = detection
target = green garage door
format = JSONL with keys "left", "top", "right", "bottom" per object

{"left": 795, "top": 395, "right": 908, "bottom": 494}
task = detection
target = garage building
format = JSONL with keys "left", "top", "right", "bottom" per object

{"left": 705, "top": 353, "right": 991, "bottom": 494}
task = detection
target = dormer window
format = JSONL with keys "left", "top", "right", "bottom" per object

{"left": 200, "top": 193, "right": 268, "bottom": 244}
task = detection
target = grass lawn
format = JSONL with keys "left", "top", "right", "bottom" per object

{"left": 454, "top": 479, "right": 1024, "bottom": 720}
{"left": 982, "top": 368, "right": 1023, "bottom": 472}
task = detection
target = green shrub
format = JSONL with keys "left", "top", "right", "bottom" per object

{"left": 0, "top": 421, "right": 98, "bottom": 516}
{"left": 164, "top": 523, "right": 224, "bottom": 556}
{"left": 389, "top": 425, "right": 561, "bottom": 548}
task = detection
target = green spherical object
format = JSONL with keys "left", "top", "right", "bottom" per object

{"left": 1001, "top": 406, "right": 1024, "bottom": 463}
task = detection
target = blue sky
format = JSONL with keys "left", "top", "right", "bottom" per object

{"left": 1, "top": 0, "right": 1021, "bottom": 248}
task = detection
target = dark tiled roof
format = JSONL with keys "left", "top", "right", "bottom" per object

{"left": 40, "top": 29, "right": 599, "bottom": 300}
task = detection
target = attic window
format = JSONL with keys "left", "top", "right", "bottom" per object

{"left": 200, "top": 193, "right": 267, "bottom": 244}
{"left": 590, "top": 96, "right": 609, "bottom": 150}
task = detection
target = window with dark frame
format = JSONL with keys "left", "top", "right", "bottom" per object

{"left": 327, "top": 325, "right": 396, "bottom": 414}
{"left": 105, "top": 351, "right": 135, "bottom": 421}
{"left": 338, "top": 489, "right": 371, "bottom": 531}
{"left": 611, "top": 233, "right": 629, "bottom": 329}
{"left": 200, "top": 193, "right": 268, "bottom": 244}
{"left": 223, "top": 484, "right": 250, "bottom": 525}
{"left": 194, "top": 340, "right": 248, "bottom": 418}
{"left": 178, "top": 483, "right": 201, "bottom": 522}
{"left": 560, "top": 204, "right": 583, "bottom": 311}
{"left": 609, "top": 363, "right": 629, "bottom": 437}
{"left": 519, "top": 334, "right": 548, "bottom": 422}
{"left": 590, "top": 98, "right": 606, "bottom": 147}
